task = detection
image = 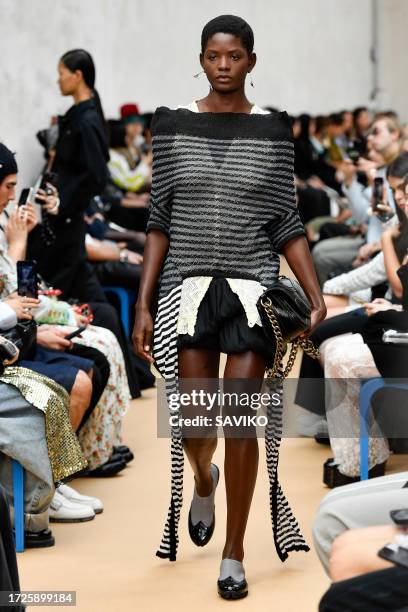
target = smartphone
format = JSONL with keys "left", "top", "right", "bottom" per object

{"left": 18, "top": 188, "right": 30, "bottom": 207}
{"left": 378, "top": 544, "right": 408, "bottom": 569}
{"left": 18, "top": 187, "right": 35, "bottom": 208}
{"left": 372, "top": 177, "right": 384, "bottom": 212}
{"left": 64, "top": 325, "right": 87, "bottom": 341}
{"left": 17, "top": 260, "right": 38, "bottom": 299}
{"left": 34, "top": 172, "right": 58, "bottom": 205}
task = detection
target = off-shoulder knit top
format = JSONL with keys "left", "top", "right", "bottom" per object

{"left": 146, "top": 102, "right": 306, "bottom": 336}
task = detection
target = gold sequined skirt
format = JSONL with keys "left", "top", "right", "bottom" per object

{"left": 0, "top": 367, "right": 87, "bottom": 481}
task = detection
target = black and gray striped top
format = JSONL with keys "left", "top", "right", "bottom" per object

{"left": 147, "top": 106, "right": 306, "bottom": 299}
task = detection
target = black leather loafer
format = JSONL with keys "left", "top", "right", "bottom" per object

{"left": 188, "top": 511, "right": 216, "bottom": 547}
{"left": 323, "top": 457, "right": 386, "bottom": 488}
{"left": 23, "top": 529, "right": 55, "bottom": 548}
{"left": 217, "top": 577, "right": 248, "bottom": 600}
{"left": 113, "top": 445, "right": 131, "bottom": 455}
{"left": 111, "top": 449, "right": 134, "bottom": 464}
{"left": 188, "top": 464, "right": 219, "bottom": 547}
{"left": 86, "top": 458, "right": 127, "bottom": 477}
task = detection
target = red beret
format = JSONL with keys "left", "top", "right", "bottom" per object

{"left": 120, "top": 103, "right": 140, "bottom": 119}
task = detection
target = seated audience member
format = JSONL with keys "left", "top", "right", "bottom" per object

{"left": 295, "top": 155, "right": 408, "bottom": 438}
{"left": 86, "top": 232, "right": 142, "bottom": 290}
{"left": 323, "top": 173, "right": 408, "bottom": 317}
{"left": 108, "top": 118, "right": 152, "bottom": 193}
{"left": 0, "top": 238, "right": 132, "bottom": 479}
{"left": 102, "top": 118, "right": 151, "bottom": 233}
{"left": 350, "top": 106, "right": 372, "bottom": 158}
{"left": 307, "top": 253, "right": 408, "bottom": 485}
{"left": 313, "top": 117, "right": 402, "bottom": 285}
{"left": 0, "top": 142, "right": 152, "bottom": 397}
{"left": 0, "top": 146, "right": 136, "bottom": 478}
{"left": 295, "top": 115, "right": 334, "bottom": 226}
{"left": 325, "top": 113, "right": 348, "bottom": 165}
{"left": 314, "top": 474, "right": 408, "bottom": 611}
{"left": 313, "top": 472, "right": 408, "bottom": 576}
{"left": 0, "top": 335, "right": 91, "bottom": 546}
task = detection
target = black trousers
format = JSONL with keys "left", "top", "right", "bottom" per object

{"left": 297, "top": 185, "right": 331, "bottom": 225}
{"left": 0, "top": 486, "right": 23, "bottom": 612}
{"left": 295, "top": 308, "right": 368, "bottom": 416}
{"left": 319, "top": 567, "right": 408, "bottom": 612}
{"left": 106, "top": 204, "right": 149, "bottom": 233}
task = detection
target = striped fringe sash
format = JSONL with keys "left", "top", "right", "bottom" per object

{"left": 265, "top": 378, "right": 310, "bottom": 561}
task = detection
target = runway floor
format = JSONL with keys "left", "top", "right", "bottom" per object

{"left": 17, "top": 379, "right": 407, "bottom": 611}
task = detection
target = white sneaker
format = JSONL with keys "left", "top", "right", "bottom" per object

{"left": 49, "top": 490, "right": 95, "bottom": 523}
{"left": 58, "top": 484, "right": 104, "bottom": 514}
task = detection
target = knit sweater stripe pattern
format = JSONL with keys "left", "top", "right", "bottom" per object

{"left": 148, "top": 107, "right": 308, "bottom": 562}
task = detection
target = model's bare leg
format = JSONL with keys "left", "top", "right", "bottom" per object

{"left": 178, "top": 347, "right": 220, "bottom": 495}
{"left": 222, "top": 351, "right": 267, "bottom": 562}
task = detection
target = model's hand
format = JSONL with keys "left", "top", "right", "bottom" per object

{"left": 300, "top": 303, "right": 327, "bottom": 337}
{"left": 132, "top": 304, "right": 154, "bottom": 363}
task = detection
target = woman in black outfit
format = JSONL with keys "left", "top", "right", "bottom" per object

{"left": 28, "top": 49, "right": 153, "bottom": 399}
{"left": 31, "top": 49, "right": 109, "bottom": 300}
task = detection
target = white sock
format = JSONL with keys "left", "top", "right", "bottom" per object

{"left": 219, "top": 559, "right": 245, "bottom": 582}
{"left": 190, "top": 463, "right": 219, "bottom": 526}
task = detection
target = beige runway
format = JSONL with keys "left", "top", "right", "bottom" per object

{"left": 17, "top": 377, "right": 407, "bottom": 612}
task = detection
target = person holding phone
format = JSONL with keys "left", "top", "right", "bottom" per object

{"left": 312, "top": 117, "right": 402, "bottom": 286}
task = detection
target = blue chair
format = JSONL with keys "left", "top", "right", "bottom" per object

{"left": 12, "top": 459, "right": 24, "bottom": 552}
{"left": 103, "top": 287, "right": 135, "bottom": 337}
{"left": 359, "top": 378, "right": 408, "bottom": 481}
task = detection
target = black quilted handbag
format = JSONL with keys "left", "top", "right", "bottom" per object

{"left": 1, "top": 320, "right": 37, "bottom": 362}
{"left": 256, "top": 276, "right": 320, "bottom": 379}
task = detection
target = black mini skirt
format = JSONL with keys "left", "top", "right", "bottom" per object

{"left": 176, "top": 277, "right": 275, "bottom": 364}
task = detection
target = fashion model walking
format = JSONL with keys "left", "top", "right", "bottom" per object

{"left": 133, "top": 14, "right": 325, "bottom": 600}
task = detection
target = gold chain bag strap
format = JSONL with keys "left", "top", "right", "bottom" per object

{"left": 256, "top": 276, "right": 320, "bottom": 380}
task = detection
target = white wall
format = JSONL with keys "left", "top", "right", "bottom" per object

{"left": 378, "top": 0, "right": 408, "bottom": 121}
{"left": 0, "top": 0, "right": 394, "bottom": 187}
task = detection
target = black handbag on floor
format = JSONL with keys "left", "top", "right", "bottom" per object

{"left": 256, "top": 276, "right": 319, "bottom": 378}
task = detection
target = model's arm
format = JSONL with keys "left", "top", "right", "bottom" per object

{"left": 132, "top": 230, "right": 169, "bottom": 362}
{"left": 281, "top": 235, "right": 326, "bottom": 334}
